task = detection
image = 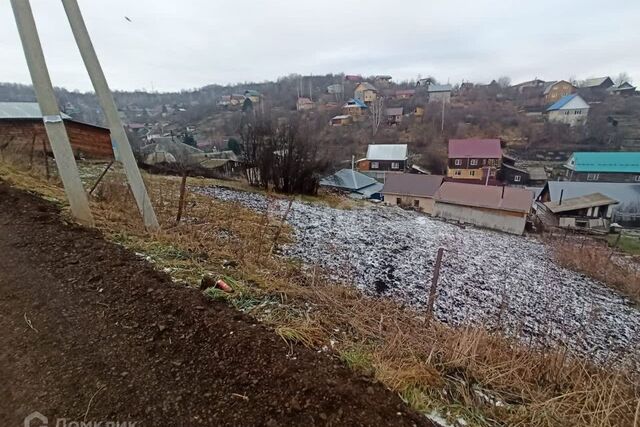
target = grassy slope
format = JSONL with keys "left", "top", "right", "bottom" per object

{"left": 1, "top": 158, "right": 638, "bottom": 427}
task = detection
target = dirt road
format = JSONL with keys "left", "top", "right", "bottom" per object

{"left": 0, "top": 182, "right": 434, "bottom": 427}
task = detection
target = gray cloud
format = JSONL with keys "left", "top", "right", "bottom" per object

{"left": 0, "top": 0, "right": 638, "bottom": 91}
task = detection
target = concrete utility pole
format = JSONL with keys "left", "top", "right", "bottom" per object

{"left": 10, "top": 0, "right": 94, "bottom": 226}
{"left": 61, "top": 0, "right": 159, "bottom": 230}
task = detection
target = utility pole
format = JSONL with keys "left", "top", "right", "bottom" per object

{"left": 10, "top": 0, "right": 94, "bottom": 226}
{"left": 441, "top": 95, "right": 445, "bottom": 134}
{"left": 61, "top": 0, "right": 159, "bottom": 230}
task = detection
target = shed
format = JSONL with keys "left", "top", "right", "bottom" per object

{"left": 434, "top": 182, "right": 533, "bottom": 235}
{"left": 320, "top": 168, "right": 383, "bottom": 199}
{"left": 0, "top": 102, "right": 113, "bottom": 159}
{"left": 382, "top": 174, "right": 444, "bottom": 214}
{"left": 543, "top": 193, "right": 618, "bottom": 230}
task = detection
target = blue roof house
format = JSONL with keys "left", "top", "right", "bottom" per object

{"left": 546, "top": 94, "right": 589, "bottom": 126}
{"left": 564, "top": 152, "right": 640, "bottom": 183}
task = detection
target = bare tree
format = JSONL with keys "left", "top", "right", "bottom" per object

{"left": 497, "top": 76, "right": 511, "bottom": 88}
{"left": 615, "top": 72, "right": 632, "bottom": 85}
{"left": 370, "top": 96, "right": 384, "bottom": 137}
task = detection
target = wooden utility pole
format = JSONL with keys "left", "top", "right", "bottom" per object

{"left": 61, "top": 0, "right": 159, "bottom": 230}
{"left": 426, "top": 248, "right": 444, "bottom": 322}
{"left": 10, "top": 0, "right": 94, "bottom": 226}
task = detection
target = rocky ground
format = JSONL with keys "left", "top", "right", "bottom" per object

{"left": 199, "top": 186, "right": 640, "bottom": 370}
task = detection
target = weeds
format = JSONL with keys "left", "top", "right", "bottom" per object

{"left": 1, "top": 157, "right": 639, "bottom": 427}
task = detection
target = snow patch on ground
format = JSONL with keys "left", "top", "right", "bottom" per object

{"left": 198, "top": 187, "right": 640, "bottom": 368}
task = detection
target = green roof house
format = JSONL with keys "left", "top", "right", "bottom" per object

{"left": 564, "top": 152, "right": 640, "bottom": 183}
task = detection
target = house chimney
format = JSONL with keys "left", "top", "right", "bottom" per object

{"left": 351, "top": 155, "right": 355, "bottom": 170}
{"left": 559, "top": 189, "right": 564, "bottom": 205}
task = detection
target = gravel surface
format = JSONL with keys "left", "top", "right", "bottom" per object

{"left": 198, "top": 187, "right": 640, "bottom": 369}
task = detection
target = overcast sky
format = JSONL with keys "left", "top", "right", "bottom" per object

{"left": 1, "top": 0, "right": 639, "bottom": 92}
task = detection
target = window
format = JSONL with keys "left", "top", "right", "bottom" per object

{"left": 514, "top": 175, "right": 521, "bottom": 182}
{"left": 391, "top": 162, "right": 400, "bottom": 170}
{"left": 470, "top": 159, "right": 478, "bottom": 166}
{"left": 371, "top": 161, "right": 379, "bottom": 169}
{"left": 587, "top": 173, "right": 599, "bottom": 181}
{"left": 635, "top": 175, "right": 640, "bottom": 182}
{"left": 469, "top": 170, "right": 476, "bottom": 177}
{"left": 396, "top": 197, "right": 402, "bottom": 205}
{"left": 454, "top": 170, "right": 462, "bottom": 176}
{"left": 413, "top": 200, "right": 420, "bottom": 208}
{"left": 454, "top": 159, "right": 462, "bottom": 166}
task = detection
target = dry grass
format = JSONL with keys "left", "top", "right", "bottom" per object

{"left": 552, "top": 237, "right": 640, "bottom": 305}
{"left": 1, "top": 155, "right": 639, "bottom": 427}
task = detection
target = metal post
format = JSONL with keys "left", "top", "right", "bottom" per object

{"left": 61, "top": 0, "right": 159, "bottom": 230}
{"left": 10, "top": 0, "right": 94, "bottom": 226}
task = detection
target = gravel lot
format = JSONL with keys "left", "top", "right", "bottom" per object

{"left": 198, "top": 187, "right": 640, "bottom": 369}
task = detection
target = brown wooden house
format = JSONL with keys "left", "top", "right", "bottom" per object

{"left": 0, "top": 102, "right": 113, "bottom": 159}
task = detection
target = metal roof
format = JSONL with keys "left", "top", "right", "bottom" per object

{"left": 544, "top": 192, "right": 618, "bottom": 214}
{"left": 565, "top": 152, "right": 640, "bottom": 173}
{"left": 448, "top": 139, "right": 502, "bottom": 158}
{"left": 382, "top": 174, "right": 444, "bottom": 198}
{"left": 366, "top": 144, "right": 408, "bottom": 161}
{"left": 356, "top": 82, "right": 377, "bottom": 91}
{"left": 343, "top": 98, "right": 367, "bottom": 109}
{"left": 320, "top": 168, "right": 379, "bottom": 191}
{"left": 0, "top": 102, "right": 71, "bottom": 119}
{"left": 527, "top": 167, "right": 548, "bottom": 181}
{"left": 582, "top": 77, "right": 613, "bottom": 88}
{"left": 546, "top": 94, "right": 579, "bottom": 111}
{"left": 427, "top": 84, "right": 452, "bottom": 93}
{"left": 435, "top": 182, "right": 533, "bottom": 213}
{"left": 385, "top": 107, "right": 403, "bottom": 116}
{"left": 544, "top": 181, "right": 640, "bottom": 211}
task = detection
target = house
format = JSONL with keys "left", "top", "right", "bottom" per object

{"left": 582, "top": 76, "right": 615, "bottom": 90}
{"left": 327, "top": 84, "right": 343, "bottom": 94}
{"left": 427, "top": 84, "right": 452, "bottom": 103}
{"left": 564, "top": 151, "right": 640, "bottom": 182}
{"left": 354, "top": 82, "right": 378, "bottom": 104}
{"left": 543, "top": 80, "right": 577, "bottom": 104}
{"left": 0, "top": 102, "right": 113, "bottom": 159}
{"left": 608, "top": 82, "right": 637, "bottom": 96}
{"left": 296, "top": 97, "right": 314, "bottom": 111}
{"left": 394, "top": 89, "right": 415, "bottom": 100}
{"left": 330, "top": 115, "right": 353, "bottom": 126}
{"left": 540, "top": 193, "right": 618, "bottom": 230}
{"left": 244, "top": 90, "right": 261, "bottom": 103}
{"left": 536, "top": 181, "right": 640, "bottom": 227}
{"left": 546, "top": 94, "right": 589, "bottom": 126}
{"left": 501, "top": 163, "right": 530, "bottom": 185}
{"left": 319, "top": 168, "right": 384, "bottom": 200}
{"left": 447, "top": 138, "right": 503, "bottom": 182}
{"left": 433, "top": 182, "right": 534, "bottom": 235}
{"left": 342, "top": 98, "right": 368, "bottom": 119}
{"left": 382, "top": 174, "right": 444, "bottom": 214}
{"left": 386, "top": 107, "right": 403, "bottom": 125}
{"left": 512, "top": 79, "right": 546, "bottom": 93}
{"left": 356, "top": 144, "right": 408, "bottom": 179}
{"left": 344, "top": 75, "right": 362, "bottom": 82}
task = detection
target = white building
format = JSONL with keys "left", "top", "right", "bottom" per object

{"left": 546, "top": 94, "right": 589, "bottom": 126}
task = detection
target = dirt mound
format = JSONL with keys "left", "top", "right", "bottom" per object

{"left": 0, "top": 182, "right": 434, "bottom": 427}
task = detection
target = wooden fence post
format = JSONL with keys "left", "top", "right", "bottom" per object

{"left": 426, "top": 247, "right": 444, "bottom": 323}
{"left": 176, "top": 170, "right": 188, "bottom": 223}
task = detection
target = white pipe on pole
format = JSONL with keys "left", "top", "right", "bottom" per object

{"left": 61, "top": 0, "right": 159, "bottom": 230}
{"left": 10, "top": 0, "right": 94, "bottom": 226}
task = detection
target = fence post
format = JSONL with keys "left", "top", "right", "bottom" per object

{"left": 426, "top": 247, "right": 444, "bottom": 323}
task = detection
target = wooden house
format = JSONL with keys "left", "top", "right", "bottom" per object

{"left": 447, "top": 138, "right": 503, "bottom": 182}
{"left": 563, "top": 152, "right": 640, "bottom": 182}
{"left": 0, "top": 102, "right": 113, "bottom": 160}
{"left": 541, "top": 193, "right": 618, "bottom": 230}
{"left": 356, "top": 144, "right": 408, "bottom": 178}
{"left": 342, "top": 99, "right": 368, "bottom": 120}
{"left": 427, "top": 84, "right": 452, "bottom": 103}
{"left": 354, "top": 82, "right": 378, "bottom": 104}
{"left": 386, "top": 107, "right": 403, "bottom": 125}
{"left": 543, "top": 80, "right": 577, "bottom": 104}
{"left": 330, "top": 115, "right": 353, "bottom": 126}
{"left": 296, "top": 97, "right": 314, "bottom": 111}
